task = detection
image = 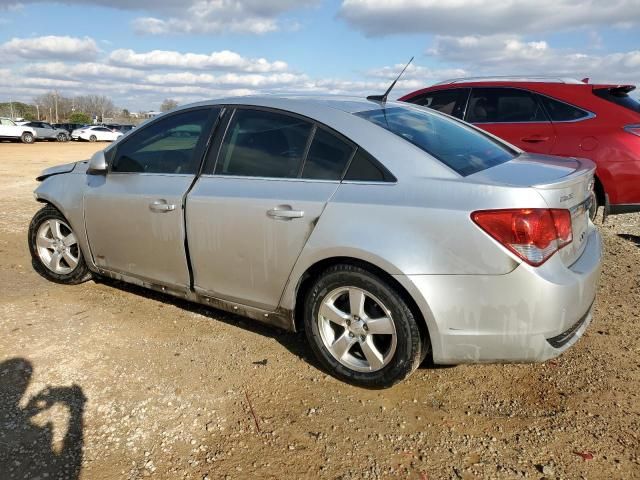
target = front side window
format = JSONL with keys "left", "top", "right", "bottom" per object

{"left": 355, "top": 106, "right": 516, "bottom": 176}
{"left": 466, "top": 88, "right": 547, "bottom": 123}
{"left": 408, "top": 88, "right": 469, "bottom": 119}
{"left": 215, "top": 109, "right": 312, "bottom": 178}
{"left": 112, "top": 108, "right": 215, "bottom": 174}
{"left": 538, "top": 95, "right": 591, "bottom": 121}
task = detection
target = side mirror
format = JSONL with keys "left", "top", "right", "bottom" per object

{"left": 87, "top": 150, "right": 108, "bottom": 175}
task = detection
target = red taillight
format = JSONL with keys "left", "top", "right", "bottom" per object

{"left": 624, "top": 124, "right": 640, "bottom": 137}
{"left": 471, "top": 208, "right": 573, "bottom": 266}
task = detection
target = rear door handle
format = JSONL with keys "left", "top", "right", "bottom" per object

{"left": 149, "top": 200, "right": 176, "bottom": 213}
{"left": 267, "top": 205, "right": 304, "bottom": 220}
{"left": 521, "top": 135, "right": 550, "bottom": 143}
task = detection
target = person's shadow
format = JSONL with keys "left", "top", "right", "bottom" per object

{"left": 0, "top": 358, "right": 86, "bottom": 480}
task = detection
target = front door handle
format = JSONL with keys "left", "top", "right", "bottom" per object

{"left": 149, "top": 200, "right": 176, "bottom": 213}
{"left": 267, "top": 205, "right": 304, "bottom": 220}
{"left": 521, "top": 135, "right": 550, "bottom": 143}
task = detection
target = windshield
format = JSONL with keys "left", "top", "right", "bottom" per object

{"left": 593, "top": 87, "right": 640, "bottom": 114}
{"left": 355, "top": 106, "right": 516, "bottom": 176}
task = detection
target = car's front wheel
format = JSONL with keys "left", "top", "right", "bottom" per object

{"left": 57, "top": 133, "right": 67, "bottom": 142}
{"left": 28, "top": 205, "right": 91, "bottom": 284}
{"left": 304, "top": 264, "right": 425, "bottom": 388}
{"left": 21, "top": 132, "right": 35, "bottom": 144}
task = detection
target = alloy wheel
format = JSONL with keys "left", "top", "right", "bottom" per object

{"left": 35, "top": 219, "right": 79, "bottom": 274}
{"left": 317, "top": 286, "right": 397, "bottom": 372}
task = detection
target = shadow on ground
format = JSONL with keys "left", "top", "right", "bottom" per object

{"left": 0, "top": 358, "right": 86, "bottom": 480}
{"left": 617, "top": 233, "right": 640, "bottom": 247}
{"left": 94, "top": 278, "right": 442, "bottom": 380}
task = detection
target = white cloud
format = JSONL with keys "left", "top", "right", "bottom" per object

{"left": 22, "top": 62, "right": 144, "bottom": 81}
{"left": 428, "top": 34, "right": 640, "bottom": 85}
{"left": 0, "top": 35, "right": 98, "bottom": 61}
{"left": 8, "top": 0, "right": 318, "bottom": 35}
{"left": 108, "top": 49, "right": 288, "bottom": 73}
{"left": 339, "top": 0, "right": 640, "bottom": 36}
{"left": 131, "top": 0, "right": 319, "bottom": 35}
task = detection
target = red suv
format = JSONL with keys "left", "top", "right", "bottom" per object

{"left": 400, "top": 77, "right": 640, "bottom": 217}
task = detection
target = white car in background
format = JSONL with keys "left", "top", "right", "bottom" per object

{"left": 0, "top": 117, "right": 38, "bottom": 143}
{"left": 71, "top": 126, "right": 123, "bottom": 142}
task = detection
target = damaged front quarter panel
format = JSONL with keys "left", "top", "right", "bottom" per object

{"left": 36, "top": 160, "right": 88, "bottom": 182}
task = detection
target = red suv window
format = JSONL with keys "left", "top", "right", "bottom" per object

{"left": 410, "top": 88, "right": 469, "bottom": 119}
{"left": 466, "top": 88, "right": 547, "bottom": 123}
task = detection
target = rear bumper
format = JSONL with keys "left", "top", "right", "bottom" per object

{"left": 399, "top": 226, "right": 602, "bottom": 364}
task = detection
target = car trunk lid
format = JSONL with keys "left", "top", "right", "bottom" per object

{"left": 471, "top": 154, "right": 596, "bottom": 266}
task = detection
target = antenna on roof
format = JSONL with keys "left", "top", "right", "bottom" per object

{"left": 367, "top": 56, "right": 414, "bottom": 104}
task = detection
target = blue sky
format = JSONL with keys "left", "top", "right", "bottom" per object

{"left": 1, "top": 0, "right": 639, "bottom": 111}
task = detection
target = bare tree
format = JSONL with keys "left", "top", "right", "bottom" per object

{"left": 160, "top": 99, "right": 179, "bottom": 112}
{"left": 33, "top": 92, "right": 75, "bottom": 122}
{"left": 74, "top": 95, "right": 115, "bottom": 122}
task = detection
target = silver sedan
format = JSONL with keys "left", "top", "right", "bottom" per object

{"left": 28, "top": 96, "right": 601, "bottom": 387}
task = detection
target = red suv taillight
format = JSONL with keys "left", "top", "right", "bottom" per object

{"left": 471, "top": 208, "right": 573, "bottom": 266}
{"left": 624, "top": 124, "right": 640, "bottom": 137}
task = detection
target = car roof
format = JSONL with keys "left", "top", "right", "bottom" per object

{"left": 183, "top": 95, "right": 398, "bottom": 115}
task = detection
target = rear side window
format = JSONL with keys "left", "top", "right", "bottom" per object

{"left": 538, "top": 95, "right": 591, "bottom": 121}
{"left": 344, "top": 149, "right": 394, "bottom": 182}
{"left": 407, "top": 88, "right": 469, "bottom": 119}
{"left": 355, "top": 106, "right": 516, "bottom": 176}
{"left": 215, "top": 109, "right": 312, "bottom": 178}
{"left": 302, "top": 128, "right": 354, "bottom": 180}
{"left": 594, "top": 87, "right": 640, "bottom": 114}
{"left": 112, "top": 108, "right": 215, "bottom": 174}
{"left": 466, "top": 88, "right": 547, "bottom": 123}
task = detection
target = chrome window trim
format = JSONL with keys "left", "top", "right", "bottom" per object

{"left": 199, "top": 173, "right": 341, "bottom": 184}
{"left": 198, "top": 173, "right": 398, "bottom": 186}
{"left": 340, "top": 180, "right": 398, "bottom": 186}
{"left": 107, "top": 171, "right": 196, "bottom": 178}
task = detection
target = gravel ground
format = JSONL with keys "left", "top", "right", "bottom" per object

{"left": 0, "top": 142, "right": 638, "bottom": 480}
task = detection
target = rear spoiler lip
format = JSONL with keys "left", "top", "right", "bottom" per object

{"left": 592, "top": 84, "right": 636, "bottom": 94}
{"left": 533, "top": 157, "right": 596, "bottom": 190}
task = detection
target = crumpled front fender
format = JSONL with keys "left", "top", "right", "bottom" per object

{"left": 36, "top": 161, "right": 81, "bottom": 181}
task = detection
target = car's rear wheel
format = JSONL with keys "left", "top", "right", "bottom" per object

{"left": 21, "top": 132, "right": 34, "bottom": 144}
{"left": 28, "top": 205, "right": 91, "bottom": 284}
{"left": 89, "top": 135, "right": 97, "bottom": 142}
{"left": 304, "top": 264, "right": 424, "bottom": 388}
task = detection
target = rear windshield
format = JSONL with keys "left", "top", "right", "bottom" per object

{"left": 594, "top": 87, "right": 640, "bottom": 114}
{"left": 355, "top": 106, "right": 516, "bottom": 176}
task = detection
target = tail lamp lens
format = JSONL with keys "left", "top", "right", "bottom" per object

{"left": 471, "top": 208, "right": 573, "bottom": 266}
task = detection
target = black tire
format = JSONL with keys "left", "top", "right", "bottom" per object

{"left": 89, "top": 135, "right": 97, "bottom": 142}
{"left": 588, "top": 188, "right": 602, "bottom": 223}
{"left": 21, "top": 132, "right": 34, "bottom": 144}
{"left": 56, "top": 133, "right": 67, "bottom": 142}
{"left": 28, "top": 205, "right": 92, "bottom": 285}
{"left": 304, "top": 264, "right": 425, "bottom": 388}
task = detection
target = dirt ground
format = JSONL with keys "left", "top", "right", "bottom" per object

{"left": 0, "top": 141, "right": 638, "bottom": 480}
